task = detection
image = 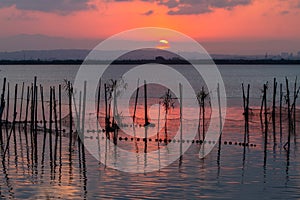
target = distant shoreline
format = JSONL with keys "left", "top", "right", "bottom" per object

{"left": 1, "top": 59, "right": 300, "bottom": 65}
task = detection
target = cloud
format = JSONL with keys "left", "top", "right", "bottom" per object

{"left": 280, "top": 10, "right": 289, "bottom": 15}
{"left": 156, "top": 0, "right": 253, "bottom": 15}
{"left": 0, "top": 0, "right": 253, "bottom": 15}
{"left": 0, "top": 0, "right": 95, "bottom": 14}
{"left": 142, "top": 10, "right": 154, "bottom": 15}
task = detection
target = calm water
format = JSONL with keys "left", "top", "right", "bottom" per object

{"left": 0, "top": 64, "right": 299, "bottom": 199}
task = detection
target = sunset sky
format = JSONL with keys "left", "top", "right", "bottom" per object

{"left": 0, "top": 0, "right": 300, "bottom": 54}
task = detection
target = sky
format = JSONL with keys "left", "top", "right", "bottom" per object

{"left": 0, "top": 0, "right": 300, "bottom": 55}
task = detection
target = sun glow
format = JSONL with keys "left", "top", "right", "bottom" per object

{"left": 156, "top": 39, "right": 170, "bottom": 49}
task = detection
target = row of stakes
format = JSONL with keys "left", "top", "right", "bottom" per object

{"left": 6, "top": 120, "right": 257, "bottom": 147}
{"left": 83, "top": 134, "right": 257, "bottom": 147}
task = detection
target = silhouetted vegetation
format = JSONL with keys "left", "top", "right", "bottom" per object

{"left": 1, "top": 59, "right": 300, "bottom": 65}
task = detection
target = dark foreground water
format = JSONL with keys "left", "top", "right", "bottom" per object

{"left": 0, "top": 64, "right": 299, "bottom": 199}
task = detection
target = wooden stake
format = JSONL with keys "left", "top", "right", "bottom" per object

{"left": 49, "top": 87, "right": 53, "bottom": 166}
{"left": 81, "top": 81, "right": 87, "bottom": 145}
{"left": 96, "top": 80, "right": 101, "bottom": 125}
{"left": 12, "top": 84, "right": 18, "bottom": 158}
{"left": 293, "top": 77, "right": 297, "bottom": 135}
{"left": 279, "top": 83, "right": 283, "bottom": 142}
{"left": 133, "top": 79, "right": 140, "bottom": 123}
{"left": 264, "top": 83, "right": 268, "bottom": 148}
{"left": 24, "top": 86, "right": 30, "bottom": 144}
{"left": 40, "top": 85, "right": 47, "bottom": 162}
{"left": 144, "top": 80, "right": 149, "bottom": 126}
{"left": 59, "top": 84, "right": 62, "bottom": 162}
{"left": 34, "top": 77, "right": 38, "bottom": 162}
{"left": 68, "top": 81, "right": 73, "bottom": 153}
{"left": 6, "top": 83, "right": 9, "bottom": 127}
{"left": 19, "top": 82, "right": 24, "bottom": 123}
{"left": 104, "top": 84, "right": 109, "bottom": 138}
{"left": 3, "top": 84, "right": 18, "bottom": 157}
{"left": 285, "top": 77, "right": 291, "bottom": 153}
{"left": 0, "top": 78, "right": 6, "bottom": 145}
{"left": 272, "top": 78, "right": 277, "bottom": 143}
{"left": 53, "top": 87, "right": 59, "bottom": 165}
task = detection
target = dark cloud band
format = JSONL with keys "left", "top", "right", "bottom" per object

{"left": 0, "top": 0, "right": 94, "bottom": 13}
{"left": 146, "top": 0, "right": 253, "bottom": 15}
{"left": 0, "top": 0, "right": 252, "bottom": 15}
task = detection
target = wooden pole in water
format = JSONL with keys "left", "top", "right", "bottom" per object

{"left": 202, "top": 87, "right": 206, "bottom": 141}
{"left": 68, "top": 81, "right": 73, "bottom": 153}
{"left": 285, "top": 77, "right": 291, "bottom": 153}
{"left": 12, "top": 84, "right": 18, "bottom": 158}
{"left": 53, "top": 87, "right": 59, "bottom": 165}
{"left": 242, "top": 83, "right": 246, "bottom": 114}
{"left": 279, "top": 83, "right": 283, "bottom": 142}
{"left": 19, "top": 82, "right": 24, "bottom": 123}
{"left": 81, "top": 81, "right": 87, "bottom": 145}
{"left": 96, "top": 82, "right": 101, "bottom": 162}
{"left": 263, "top": 83, "right": 268, "bottom": 168}
{"left": 112, "top": 83, "right": 117, "bottom": 144}
{"left": 104, "top": 84, "right": 109, "bottom": 138}
{"left": 133, "top": 79, "right": 140, "bottom": 123}
{"left": 0, "top": 78, "right": 6, "bottom": 145}
{"left": 30, "top": 83, "right": 34, "bottom": 145}
{"left": 198, "top": 102, "right": 201, "bottom": 141}
{"left": 49, "top": 87, "right": 53, "bottom": 165}
{"left": 164, "top": 89, "right": 170, "bottom": 141}
{"left": 260, "top": 87, "right": 264, "bottom": 121}
{"left": 34, "top": 77, "right": 38, "bottom": 162}
{"left": 264, "top": 83, "right": 268, "bottom": 146}
{"left": 242, "top": 83, "right": 247, "bottom": 138}
{"left": 24, "top": 86, "right": 30, "bottom": 142}
{"left": 29, "top": 85, "right": 34, "bottom": 163}
{"left": 3, "top": 84, "right": 18, "bottom": 157}
{"left": 144, "top": 80, "right": 149, "bottom": 126}
{"left": 78, "top": 91, "right": 82, "bottom": 142}
{"left": 179, "top": 83, "right": 183, "bottom": 156}
{"left": 6, "top": 83, "right": 9, "bottom": 126}
{"left": 59, "top": 84, "right": 62, "bottom": 161}
{"left": 218, "top": 83, "right": 223, "bottom": 131}
{"left": 96, "top": 80, "right": 101, "bottom": 155}
{"left": 96, "top": 80, "right": 101, "bottom": 126}
{"left": 40, "top": 85, "right": 46, "bottom": 131}
{"left": 217, "top": 83, "right": 223, "bottom": 167}
{"left": 272, "top": 78, "right": 277, "bottom": 143}
{"left": 40, "top": 85, "right": 47, "bottom": 160}
{"left": 157, "top": 102, "right": 161, "bottom": 141}
{"left": 246, "top": 84, "right": 250, "bottom": 143}
{"left": 293, "top": 77, "right": 297, "bottom": 135}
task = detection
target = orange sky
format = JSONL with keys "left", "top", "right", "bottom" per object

{"left": 0, "top": 0, "right": 300, "bottom": 54}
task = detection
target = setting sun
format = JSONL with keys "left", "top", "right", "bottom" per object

{"left": 156, "top": 39, "right": 170, "bottom": 49}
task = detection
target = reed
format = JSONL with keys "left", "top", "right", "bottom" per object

{"left": 160, "top": 89, "right": 175, "bottom": 140}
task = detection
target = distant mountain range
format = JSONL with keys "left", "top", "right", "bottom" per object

{"left": 0, "top": 34, "right": 300, "bottom": 60}
{"left": 0, "top": 34, "right": 299, "bottom": 61}
{"left": 0, "top": 49, "right": 286, "bottom": 61}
